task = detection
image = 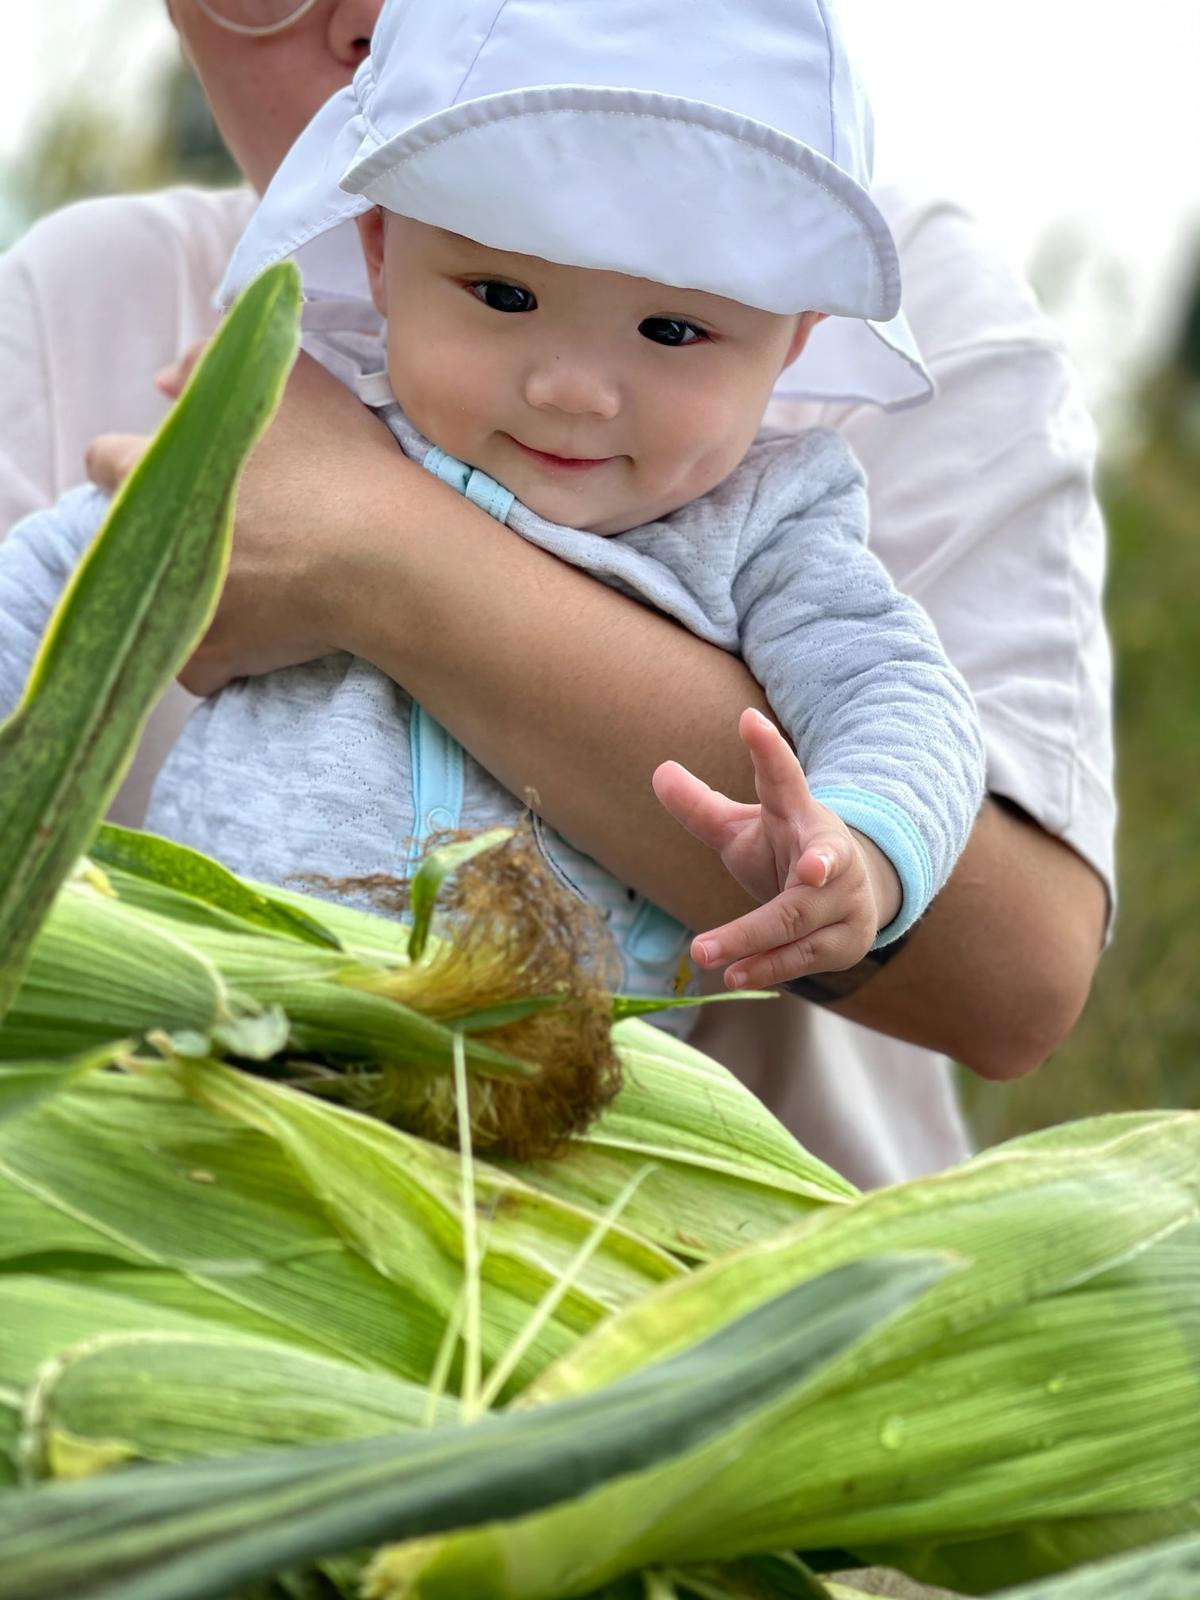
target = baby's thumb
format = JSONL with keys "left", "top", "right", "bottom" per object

{"left": 791, "top": 829, "right": 855, "bottom": 890}
{"left": 85, "top": 433, "right": 149, "bottom": 493}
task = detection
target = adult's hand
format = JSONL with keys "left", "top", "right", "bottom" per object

{"left": 87, "top": 351, "right": 397, "bottom": 693}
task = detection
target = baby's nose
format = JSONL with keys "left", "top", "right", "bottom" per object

{"left": 523, "top": 356, "right": 621, "bottom": 420}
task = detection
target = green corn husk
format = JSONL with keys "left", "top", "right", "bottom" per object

{"left": 1, "top": 868, "right": 544, "bottom": 1089}
{"left": 0, "top": 1073, "right": 452, "bottom": 1385}
{"left": 164, "top": 1055, "right": 682, "bottom": 1384}
{"left": 0, "top": 1063, "right": 679, "bottom": 1409}
{"left": 0, "top": 1041, "right": 126, "bottom": 1124}
{"left": 500, "top": 1018, "right": 855, "bottom": 1262}
{"left": 0, "top": 1275, "right": 364, "bottom": 1487}
{"left": 21, "top": 1329, "right": 456, "bottom": 1482}
{"left": 0, "top": 884, "right": 231, "bottom": 1061}
{"left": 3, "top": 804, "right": 844, "bottom": 1228}
{"left": 0, "top": 1257, "right": 946, "bottom": 1600}
{"left": 366, "top": 1112, "right": 1200, "bottom": 1599}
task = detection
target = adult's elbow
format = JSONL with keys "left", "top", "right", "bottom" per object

{"left": 958, "top": 941, "right": 1099, "bottom": 1082}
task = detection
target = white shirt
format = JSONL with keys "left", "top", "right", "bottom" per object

{"left": 0, "top": 183, "right": 1114, "bottom": 1187}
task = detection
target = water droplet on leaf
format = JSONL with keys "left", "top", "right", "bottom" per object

{"left": 879, "top": 1415, "right": 905, "bottom": 1450}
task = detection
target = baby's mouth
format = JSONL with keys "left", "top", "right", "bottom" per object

{"left": 509, "top": 437, "right": 615, "bottom": 474}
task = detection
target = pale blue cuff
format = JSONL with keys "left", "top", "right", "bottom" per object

{"left": 810, "top": 785, "right": 933, "bottom": 948}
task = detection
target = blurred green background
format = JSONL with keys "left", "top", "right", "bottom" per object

{"left": 1, "top": 5, "right": 1197, "bottom": 1147}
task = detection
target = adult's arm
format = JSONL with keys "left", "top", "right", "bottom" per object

{"left": 133, "top": 348, "right": 1105, "bottom": 1079}
{"left": 827, "top": 798, "right": 1107, "bottom": 1080}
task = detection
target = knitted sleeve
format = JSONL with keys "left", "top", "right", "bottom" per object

{"left": 731, "top": 431, "right": 986, "bottom": 943}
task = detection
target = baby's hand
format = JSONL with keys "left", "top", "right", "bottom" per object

{"left": 652, "top": 709, "right": 901, "bottom": 989}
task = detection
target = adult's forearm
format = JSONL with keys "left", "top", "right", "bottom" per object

{"left": 331, "top": 470, "right": 1107, "bottom": 1078}
{"left": 827, "top": 800, "right": 1108, "bottom": 1079}
{"left": 336, "top": 462, "right": 767, "bottom": 932}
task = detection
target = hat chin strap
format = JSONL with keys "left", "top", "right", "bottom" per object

{"left": 192, "top": 0, "right": 322, "bottom": 39}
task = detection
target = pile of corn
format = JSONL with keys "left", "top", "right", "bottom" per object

{"left": 1, "top": 829, "right": 1198, "bottom": 1599}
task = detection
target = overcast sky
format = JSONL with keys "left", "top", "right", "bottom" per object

{"left": 3, "top": 1, "right": 1197, "bottom": 408}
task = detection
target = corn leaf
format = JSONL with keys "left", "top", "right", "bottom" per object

{"left": 91, "top": 824, "right": 342, "bottom": 950}
{"left": 0, "top": 263, "right": 301, "bottom": 1019}
{"left": 0, "top": 1042, "right": 125, "bottom": 1123}
{"left": 446, "top": 994, "right": 567, "bottom": 1031}
{"left": 0, "top": 888, "right": 228, "bottom": 1060}
{"left": 406, "top": 828, "right": 512, "bottom": 962}
{"left": 497, "top": 1019, "right": 855, "bottom": 1262}
{"left": 610, "top": 993, "right": 775, "bottom": 1021}
{"left": 0, "top": 1255, "right": 946, "bottom": 1600}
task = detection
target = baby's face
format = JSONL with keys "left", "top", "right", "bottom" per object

{"left": 359, "top": 213, "right": 818, "bottom": 535}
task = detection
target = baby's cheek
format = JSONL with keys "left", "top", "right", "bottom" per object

{"left": 390, "top": 336, "right": 470, "bottom": 433}
{"left": 651, "top": 401, "right": 749, "bottom": 504}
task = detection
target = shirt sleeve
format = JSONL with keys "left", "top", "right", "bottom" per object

{"left": 0, "top": 188, "right": 255, "bottom": 542}
{"left": 0, "top": 485, "right": 109, "bottom": 719}
{"left": 731, "top": 430, "right": 987, "bottom": 943}
{"left": 0, "top": 247, "right": 57, "bottom": 534}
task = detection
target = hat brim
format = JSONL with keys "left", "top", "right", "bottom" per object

{"left": 774, "top": 309, "right": 935, "bottom": 411}
{"left": 340, "top": 85, "right": 900, "bottom": 319}
{"left": 220, "top": 82, "right": 932, "bottom": 411}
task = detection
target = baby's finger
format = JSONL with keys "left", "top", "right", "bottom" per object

{"left": 791, "top": 829, "right": 856, "bottom": 889}
{"left": 84, "top": 433, "right": 151, "bottom": 493}
{"left": 690, "top": 888, "right": 820, "bottom": 970}
{"left": 738, "top": 708, "right": 813, "bottom": 817}
{"left": 723, "top": 919, "right": 875, "bottom": 989}
{"left": 652, "top": 760, "right": 757, "bottom": 851}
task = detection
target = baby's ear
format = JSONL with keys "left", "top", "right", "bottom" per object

{"left": 355, "top": 208, "right": 389, "bottom": 316}
{"left": 782, "top": 310, "right": 827, "bottom": 371}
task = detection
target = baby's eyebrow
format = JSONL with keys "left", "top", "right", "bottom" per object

{"left": 433, "top": 230, "right": 528, "bottom": 268}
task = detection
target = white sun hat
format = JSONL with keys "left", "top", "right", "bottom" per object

{"left": 219, "top": 0, "right": 933, "bottom": 410}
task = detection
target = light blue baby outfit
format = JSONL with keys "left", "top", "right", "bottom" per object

{"left": 0, "top": 373, "right": 984, "bottom": 1011}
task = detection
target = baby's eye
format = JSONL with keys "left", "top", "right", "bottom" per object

{"left": 470, "top": 280, "right": 537, "bottom": 313}
{"left": 639, "top": 317, "right": 708, "bottom": 347}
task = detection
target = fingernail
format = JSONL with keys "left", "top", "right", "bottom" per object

{"left": 816, "top": 851, "right": 833, "bottom": 884}
{"left": 726, "top": 968, "right": 747, "bottom": 990}
{"left": 693, "top": 939, "right": 718, "bottom": 965}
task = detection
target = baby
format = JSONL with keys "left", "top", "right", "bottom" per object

{"left": 0, "top": 0, "right": 984, "bottom": 1009}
